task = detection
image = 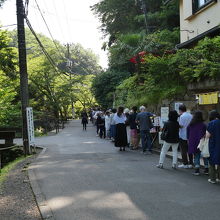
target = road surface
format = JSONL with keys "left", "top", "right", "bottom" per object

{"left": 30, "top": 120, "right": 220, "bottom": 220}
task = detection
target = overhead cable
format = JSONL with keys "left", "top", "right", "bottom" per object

{"left": 34, "top": 0, "right": 65, "bottom": 60}
{"left": 25, "top": 16, "right": 69, "bottom": 77}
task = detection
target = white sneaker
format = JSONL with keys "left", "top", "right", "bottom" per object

{"left": 188, "top": 165, "right": 193, "bottom": 169}
{"left": 178, "top": 164, "right": 188, "bottom": 169}
{"left": 216, "top": 179, "right": 220, "bottom": 183}
{"left": 208, "top": 179, "right": 216, "bottom": 184}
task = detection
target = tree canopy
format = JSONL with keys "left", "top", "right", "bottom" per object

{"left": 0, "top": 27, "right": 101, "bottom": 130}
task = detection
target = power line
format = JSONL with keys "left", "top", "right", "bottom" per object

{"left": 34, "top": 0, "right": 65, "bottom": 60}
{"left": 0, "top": 24, "right": 17, "bottom": 28}
{"left": 25, "top": 16, "right": 69, "bottom": 77}
{"left": 51, "top": 0, "right": 67, "bottom": 43}
{"left": 62, "top": 0, "right": 73, "bottom": 42}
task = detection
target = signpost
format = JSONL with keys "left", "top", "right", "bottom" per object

{"left": 26, "top": 107, "right": 35, "bottom": 153}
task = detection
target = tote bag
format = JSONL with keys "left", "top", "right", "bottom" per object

{"left": 197, "top": 138, "right": 210, "bottom": 158}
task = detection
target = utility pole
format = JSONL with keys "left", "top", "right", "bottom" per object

{"left": 16, "top": 0, "right": 30, "bottom": 155}
{"left": 140, "top": 0, "right": 148, "bottom": 33}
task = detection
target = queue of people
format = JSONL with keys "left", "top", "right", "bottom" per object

{"left": 82, "top": 104, "right": 220, "bottom": 184}
{"left": 157, "top": 104, "right": 220, "bottom": 184}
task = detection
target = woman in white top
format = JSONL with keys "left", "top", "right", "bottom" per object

{"left": 105, "top": 111, "right": 111, "bottom": 139}
{"left": 114, "top": 107, "right": 128, "bottom": 151}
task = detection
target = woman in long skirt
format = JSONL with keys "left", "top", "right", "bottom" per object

{"left": 114, "top": 107, "right": 128, "bottom": 151}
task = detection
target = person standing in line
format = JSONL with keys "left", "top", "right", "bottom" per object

{"left": 105, "top": 111, "right": 111, "bottom": 139}
{"left": 94, "top": 108, "right": 102, "bottom": 136}
{"left": 187, "top": 111, "right": 208, "bottom": 175}
{"left": 81, "top": 111, "right": 88, "bottom": 131}
{"left": 110, "top": 108, "right": 117, "bottom": 141}
{"left": 97, "top": 112, "right": 105, "bottom": 138}
{"left": 178, "top": 105, "right": 193, "bottom": 168}
{"left": 128, "top": 106, "right": 139, "bottom": 150}
{"left": 206, "top": 110, "right": 220, "bottom": 184}
{"left": 136, "top": 106, "right": 153, "bottom": 154}
{"left": 124, "top": 108, "right": 131, "bottom": 148}
{"left": 157, "top": 111, "right": 179, "bottom": 169}
{"left": 114, "top": 107, "right": 128, "bottom": 151}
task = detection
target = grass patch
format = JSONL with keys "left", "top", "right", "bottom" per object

{"left": 0, "top": 156, "right": 26, "bottom": 190}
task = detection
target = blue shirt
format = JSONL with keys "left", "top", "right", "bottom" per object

{"left": 207, "top": 119, "right": 220, "bottom": 165}
{"left": 136, "top": 112, "right": 153, "bottom": 131}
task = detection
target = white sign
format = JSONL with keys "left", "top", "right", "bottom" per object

{"left": 160, "top": 107, "right": 169, "bottom": 127}
{"left": 175, "top": 102, "right": 183, "bottom": 114}
{"left": 153, "top": 116, "right": 160, "bottom": 127}
{"left": 26, "top": 107, "right": 35, "bottom": 146}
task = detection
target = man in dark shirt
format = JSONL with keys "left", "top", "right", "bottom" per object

{"left": 136, "top": 106, "right": 153, "bottom": 154}
{"left": 128, "top": 106, "right": 138, "bottom": 149}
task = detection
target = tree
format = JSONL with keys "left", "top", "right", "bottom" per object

{"left": 7, "top": 29, "right": 100, "bottom": 121}
{"left": 0, "top": 0, "right": 6, "bottom": 7}
{"left": 92, "top": 70, "right": 130, "bottom": 108}
{"left": 91, "top": 0, "right": 179, "bottom": 45}
{"left": 0, "top": 29, "right": 20, "bottom": 127}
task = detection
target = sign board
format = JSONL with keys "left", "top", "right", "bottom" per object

{"left": 199, "top": 92, "right": 218, "bottom": 105}
{"left": 160, "top": 107, "right": 169, "bottom": 127}
{"left": 153, "top": 116, "right": 160, "bottom": 127}
{"left": 26, "top": 107, "right": 35, "bottom": 146}
{"left": 175, "top": 102, "right": 183, "bottom": 114}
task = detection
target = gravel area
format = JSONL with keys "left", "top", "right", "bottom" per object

{"left": 0, "top": 155, "right": 42, "bottom": 220}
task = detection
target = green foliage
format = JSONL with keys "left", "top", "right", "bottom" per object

{"left": 0, "top": 27, "right": 100, "bottom": 128}
{"left": 92, "top": 70, "right": 130, "bottom": 108}
{"left": 91, "top": 0, "right": 181, "bottom": 108}
{"left": 116, "top": 36, "right": 220, "bottom": 107}
{"left": 178, "top": 37, "right": 220, "bottom": 82}
{"left": 116, "top": 53, "right": 186, "bottom": 107}
{"left": 92, "top": 0, "right": 179, "bottom": 46}
{"left": 0, "top": 29, "right": 21, "bottom": 127}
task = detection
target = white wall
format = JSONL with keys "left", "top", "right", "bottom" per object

{"left": 180, "top": 0, "right": 220, "bottom": 43}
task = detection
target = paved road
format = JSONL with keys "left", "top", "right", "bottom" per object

{"left": 31, "top": 120, "right": 220, "bottom": 220}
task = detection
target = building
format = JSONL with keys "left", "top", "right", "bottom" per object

{"left": 175, "top": 0, "right": 220, "bottom": 116}
{"left": 178, "top": 0, "right": 220, "bottom": 48}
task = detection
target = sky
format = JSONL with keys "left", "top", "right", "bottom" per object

{"left": 0, "top": 0, "right": 108, "bottom": 69}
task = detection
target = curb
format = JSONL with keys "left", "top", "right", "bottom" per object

{"left": 28, "top": 147, "right": 55, "bottom": 220}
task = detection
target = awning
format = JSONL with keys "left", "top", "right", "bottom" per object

{"left": 176, "top": 25, "right": 220, "bottom": 49}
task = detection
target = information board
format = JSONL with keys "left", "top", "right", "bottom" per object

{"left": 160, "top": 107, "right": 169, "bottom": 127}
{"left": 26, "top": 107, "right": 35, "bottom": 146}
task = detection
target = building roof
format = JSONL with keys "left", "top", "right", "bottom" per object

{"left": 176, "top": 25, "right": 220, "bottom": 49}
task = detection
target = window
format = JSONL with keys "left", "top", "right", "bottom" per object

{"left": 193, "top": 0, "right": 217, "bottom": 13}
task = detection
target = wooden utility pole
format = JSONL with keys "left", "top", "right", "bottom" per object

{"left": 16, "top": 0, "right": 30, "bottom": 155}
{"left": 140, "top": 0, "right": 148, "bottom": 33}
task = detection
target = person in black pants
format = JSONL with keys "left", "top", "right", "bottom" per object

{"left": 178, "top": 105, "right": 193, "bottom": 168}
{"left": 81, "top": 111, "right": 88, "bottom": 131}
{"left": 97, "top": 113, "right": 106, "bottom": 138}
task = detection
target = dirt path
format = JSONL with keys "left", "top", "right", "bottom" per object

{"left": 0, "top": 156, "right": 42, "bottom": 220}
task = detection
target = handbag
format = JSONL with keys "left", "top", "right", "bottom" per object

{"left": 197, "top": 138, "right": 210, "bottom": 158}
{"left": 160, "top": 123, "right": 168, "bottom": 141}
